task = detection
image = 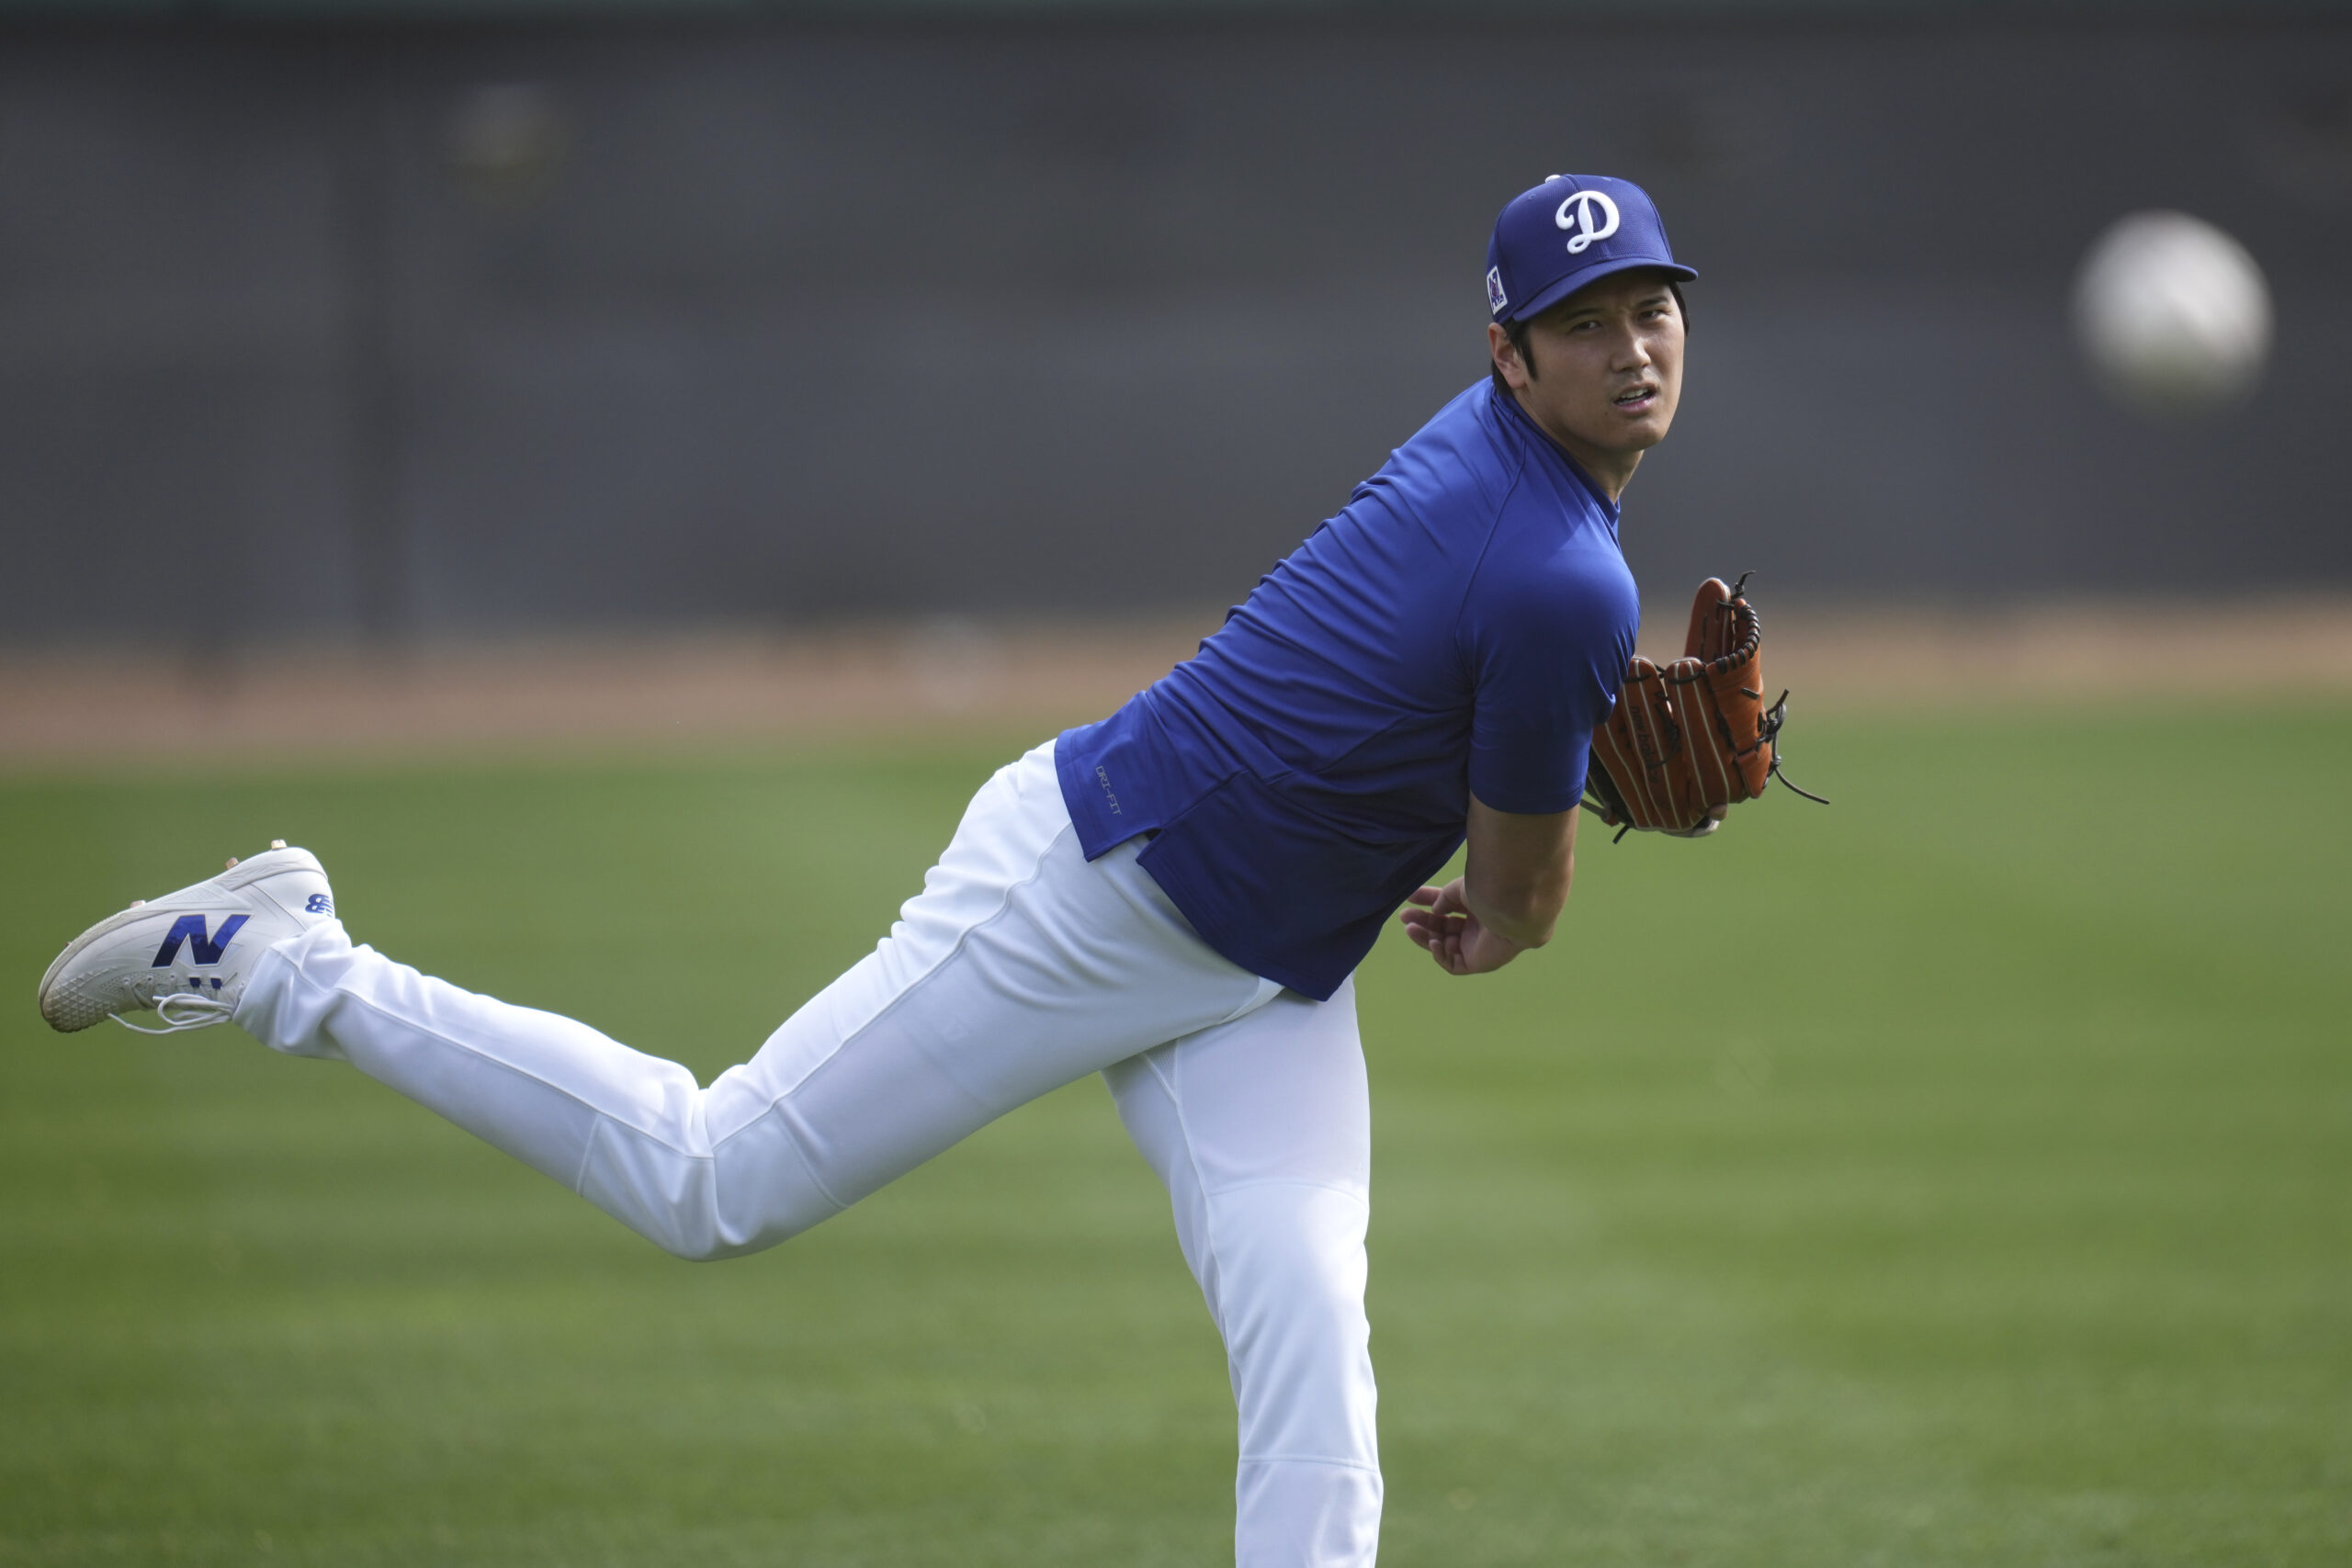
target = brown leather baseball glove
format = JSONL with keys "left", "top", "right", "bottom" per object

{"left": 1581, "top": 574, "right": 1826, "bottom": 841}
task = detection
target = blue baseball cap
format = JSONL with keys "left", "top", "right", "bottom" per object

{"left": 1485, "top": 174, "right": 1696, "bottom": 326}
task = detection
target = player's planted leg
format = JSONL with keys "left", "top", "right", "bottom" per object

{"left": 1105, "top": 983, "right": 1382, "bottom": 1568}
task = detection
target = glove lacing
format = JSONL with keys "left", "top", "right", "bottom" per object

{"left": 1758, "top": 691, "right": 1831, "bottom": 807}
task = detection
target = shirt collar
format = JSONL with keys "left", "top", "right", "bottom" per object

{"left": 1487, "top": 380, "right": 1621, "bottom": 524}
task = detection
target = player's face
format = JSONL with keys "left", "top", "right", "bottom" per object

{"left": 1489, "top": 270, "right": 1686, "bottom": 498}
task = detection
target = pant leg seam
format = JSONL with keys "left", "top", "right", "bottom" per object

{"left": 1207, "top": 975, "right": 1283, "bottom": 1029}
{"left": 1145, "top": 1048, "right": 1234, "bottom": 1330}
{"left": 1235, "top": 1454, "right": 1385, "bottom": 1474}
{"left": 572, "top": 1114, "right": 605, "bottom": 1196}
{"left": 1203, "top": 1177, "right": 1370, "bottom": 1206}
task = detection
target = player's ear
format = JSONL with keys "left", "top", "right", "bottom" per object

{"left": 1488, "top": 321, "right": 1530, "bottom": 389}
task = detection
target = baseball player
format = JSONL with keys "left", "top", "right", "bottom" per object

{"left": 40, "top": 174, "right": 1695, "bottom": 1568}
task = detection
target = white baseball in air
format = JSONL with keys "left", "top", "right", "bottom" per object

{"left": 2073, "top": 210, "right": 2272, "bottom": 417}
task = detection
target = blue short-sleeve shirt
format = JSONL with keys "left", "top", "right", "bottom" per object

{"left": 1056, "top": 379, "right": 1640, "bottom": 999}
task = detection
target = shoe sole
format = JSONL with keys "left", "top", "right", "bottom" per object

{"left": 37, "top": 847, "right": 321, "bottom": 1032}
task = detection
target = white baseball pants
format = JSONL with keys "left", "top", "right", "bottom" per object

{"left": 232, "top": 739, "right": 1381, "bottom": 1567}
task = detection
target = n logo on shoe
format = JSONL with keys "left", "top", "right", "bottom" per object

{"left": 152, "top": 913, "right": 248, "bottom": 967}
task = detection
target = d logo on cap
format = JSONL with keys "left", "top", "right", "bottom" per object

{"left": 1556, "top": 190, "right": 1621, "bottom": 255}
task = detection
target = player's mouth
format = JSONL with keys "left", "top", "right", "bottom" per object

{"left": 1612, "top": 383, "right": 1660, "bottom": 412}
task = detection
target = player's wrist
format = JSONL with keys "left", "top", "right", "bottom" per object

{"left": 1467, "top": 899, "right": 1549, "bottom": 950}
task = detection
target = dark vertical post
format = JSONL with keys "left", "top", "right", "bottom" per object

{"left": 334, "top": 43, "right": 409, "bottom": 645}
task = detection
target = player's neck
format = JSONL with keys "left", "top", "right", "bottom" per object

{"left": 1510, "top": 388, "right": 1644, "bottom": 502}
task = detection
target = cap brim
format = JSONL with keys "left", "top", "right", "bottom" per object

{"left": 1507, "top": 255, "right": 1698, "bottom": 323}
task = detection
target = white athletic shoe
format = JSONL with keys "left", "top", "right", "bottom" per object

{"left": 38, "top": 842, "right": 336, "bottom": 1034}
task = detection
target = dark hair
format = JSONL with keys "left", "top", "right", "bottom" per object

{"left": 1489, "top": 280, "right": 1689, "bottom": 395}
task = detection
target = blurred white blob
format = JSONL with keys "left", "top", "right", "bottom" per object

{"left": 2073, "top": 210, "right": 2272, "bottom": 419}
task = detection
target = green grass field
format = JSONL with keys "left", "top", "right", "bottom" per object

{"left": 4, "top": 706, "right": 2347, "bottom": 1566}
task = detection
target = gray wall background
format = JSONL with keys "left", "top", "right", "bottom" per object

{"left": 4, "top": 12, "right": 2349, "bottom": 646}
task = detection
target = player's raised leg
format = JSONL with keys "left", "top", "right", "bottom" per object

{"left": 41, "top": 742, "right": 1279, "bottom": 1260}
{"left": 1105, "top": 980, "right": 1380, "bottom": 1568}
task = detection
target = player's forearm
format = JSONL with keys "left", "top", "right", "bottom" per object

{"left": 1461, "top": 796, "right": 1577, "bottom": 948}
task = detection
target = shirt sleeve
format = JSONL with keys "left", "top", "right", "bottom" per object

{"left": 1461, "top": 537, "right": 1640, "bottom": 816}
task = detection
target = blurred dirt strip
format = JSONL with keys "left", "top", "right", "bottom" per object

{"left": 4, "top": 599, "right": 2348, "bottom": 766}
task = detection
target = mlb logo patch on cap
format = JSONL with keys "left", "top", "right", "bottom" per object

{"left": 1486, "top": 266, "right": 1508, "bottom": 315}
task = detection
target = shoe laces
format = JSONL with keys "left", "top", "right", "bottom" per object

{"left": 114, "top": 991, "right": 236, "bottom": 1035}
